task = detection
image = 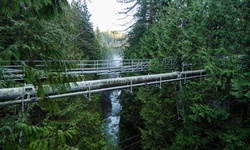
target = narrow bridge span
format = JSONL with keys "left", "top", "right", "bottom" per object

{"left": 0, "top": 69, "right": 206, "bottom": 106}
{"left": 1, "top": 58, "right": 175, "bottom": 80}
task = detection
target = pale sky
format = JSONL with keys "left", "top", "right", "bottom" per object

{"left": 87, "top": 0, "right": 132, "bottom": 32}
{"left": 69, "top": 0, "right": 133, "bottom": 33}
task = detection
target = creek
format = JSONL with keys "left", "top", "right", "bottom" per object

{"left": 102, "top": 54, "right": 122, "bottom": 148}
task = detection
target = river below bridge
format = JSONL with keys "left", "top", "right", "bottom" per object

{"left": 103, "top": 90, "right": 121, "bottom": 148}
{"left": 102, "top": 54, "right": 122, "bottom": 148}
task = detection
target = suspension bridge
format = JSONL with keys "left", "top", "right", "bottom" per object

{"left": 0, "top": 58, "right": 206, "bottom": 106}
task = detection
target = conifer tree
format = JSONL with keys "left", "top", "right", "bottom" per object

{"left": 0, "top": 0, "right": 68, "bottom": 18}
{"left": 119, "top": 0, "right": 250, "bottom": 149}
{"left": 0, "top": 1, "right": 106, "bottom": 149}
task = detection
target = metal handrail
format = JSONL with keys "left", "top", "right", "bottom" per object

{"left": 1, "top": 58, "right": 176, "bottom": 80}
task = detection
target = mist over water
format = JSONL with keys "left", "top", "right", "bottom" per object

{"left": 113, "top": 53, "right": 123, "bottom": 67}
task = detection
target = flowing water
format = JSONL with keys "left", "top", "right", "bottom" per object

{"left": 103, "top": 54, "right": 122, "bottom": 148}
{"left": 104, "top": 90, "right": 122, "bottom": 147}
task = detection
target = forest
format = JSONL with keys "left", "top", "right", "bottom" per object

{"left": 0, "top": 0, "right": 249, "bottom": 150}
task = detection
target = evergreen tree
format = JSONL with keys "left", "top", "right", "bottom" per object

{"left": 118, "top": 0, "right": 168, "bottom": 59}
{"left": 119, "top": 0, "right": 250, "bottom": 149}
{"left": 0, "top": 0, "right": 68, "bottom": 18}
{"left": 0, "top": 1, "right": 106, "bottom": 149}
{"left": 71, "top": 0, "right": 101, "bottom": 60}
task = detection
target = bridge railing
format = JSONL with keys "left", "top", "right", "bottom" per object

{"left": 1, "top": 58, "right": 176, "bottom": 80}
{"left": 71, "top": 59, "right": 151, "bottom": 75}
{"left": 1, "top": 59, "right": 151, "bottom": 80}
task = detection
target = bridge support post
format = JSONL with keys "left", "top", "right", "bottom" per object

{"left": 155, "top": 76, "right": 162, "bottom": 89}
{"left": 129, "top": 80, "right": 133, "bottom": 93}
{"left": 159, "top": 76, "right": 162, "bottom": 89}
{"left": 175, "top": 73, "right": 184, "bottom": 119}
{"left": 83, "top": 83, "right": 91, "bottom": 100}
{"left": 132, "top": 60, "right": 134, "bottom": 72}
{"left": 19, "top": 83, "right": 32, "bottom": 145}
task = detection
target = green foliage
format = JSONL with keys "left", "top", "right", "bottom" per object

{"left": 0, "top": 0, "right": 106, "bottom": 149}
{"left": 0, "top": 105, "right": 20, "bottom": 149}
{"left": 70, "top": 0, "right": 101, "bottom": 60}
{"left": 137, "top": 85, "right": 177, "bottom": 150}
{"left": 171, "top": 103, "right": 250, "bottom": 150}
{"left": 119, "top": 88, "right": 143, "bottom": 149}
{"left": 0, "top": 0, "right": 68, "bottom": 18}
{"left": 188, "top": 104, "right": 229, "bottom": 123}
{"left": 0, "top": 95, "right": 106, "bottom": 149}
{"left": 119, "top": 0, "right": 168, "bottom": 60}
{"left": 0, "top": 0, "right": 102, "bottom": 85}
{"left": 230, "top": 54, "right": 250, "bottom": 103}
{"left": 119, "top": 0, "right": 250, "bottom": 149}
{"left": 231, "top": 72, "right": 250, "bottom": 102}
